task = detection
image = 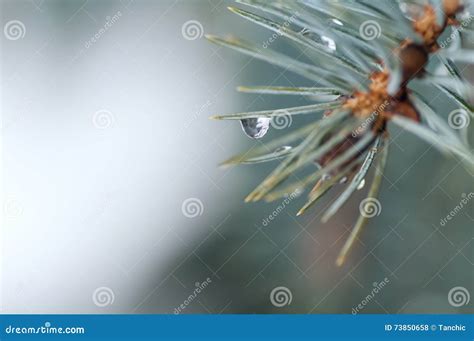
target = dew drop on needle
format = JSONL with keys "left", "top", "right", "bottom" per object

{"left": 357, "top": 178, "right": 366, "bottom": 190}
{"left": 240, "top": 118, "right": 270, "bottom": 139}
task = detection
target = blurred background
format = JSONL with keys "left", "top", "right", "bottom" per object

{"left": 1, "top": 0, "right": 473, "bottom": 314}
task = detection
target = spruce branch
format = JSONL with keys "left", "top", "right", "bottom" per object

{"left": 207, "top": 0, "right": 474, "bottom": 265}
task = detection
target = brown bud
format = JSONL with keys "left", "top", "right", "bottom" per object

{"left": 399, "top": 43, "right": 429, "bottom": 80}
{"left": 393, "top": 100, "right": 421, "bottom": 122}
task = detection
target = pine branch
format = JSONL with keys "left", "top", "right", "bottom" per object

{"left": 207, "top": 0, "right": 473, "bottom": 265}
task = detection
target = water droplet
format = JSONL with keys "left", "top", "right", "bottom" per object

{"left": 299, "top": 27, "right": 310, "bottom": 36}
{"left": 322, "top": 174, "right": 331, "bottom": 181}
{"left": 274, "top": 146, "right": 292, "bottom": 153}
{"left": 321, "top": 36, "right": 336, "bottom": 51}
{"left": 300, "top": 28, "right": 336, "bottom": 51}
{"left": 240, "top": 118, "right": 270, "bottom": 139}
{"left": 357, "top": 178, "right": 366, "bottom": 190}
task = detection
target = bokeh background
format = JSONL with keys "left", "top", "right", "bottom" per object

{"left": 1, "top": 0, "right": 473, "bottom": 314}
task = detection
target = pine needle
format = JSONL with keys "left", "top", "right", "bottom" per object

{"left": 321, "top": 136, "right": 382, "bottom": 223}
{"left": 336, "top": 136, "right": 389, "bottom": 267}
{"left": 236, "top": 86, "right": 343, "bottom": 96}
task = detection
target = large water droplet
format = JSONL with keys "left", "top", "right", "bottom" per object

{"left": 240, "top": 118, "right": 270, "bottom": 139}
{"left": 357, "top": 178, "right": 366, "bottom": 190}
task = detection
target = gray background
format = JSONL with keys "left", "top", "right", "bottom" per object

{"left": 1, "top": 0, "right": 473, "bottom": 314}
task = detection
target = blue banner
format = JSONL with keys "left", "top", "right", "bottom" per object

{"left": 0, "top": 314, "right": 472, "bottom": 340}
